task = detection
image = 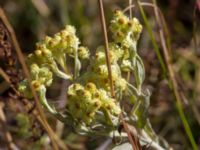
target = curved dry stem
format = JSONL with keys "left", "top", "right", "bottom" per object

{"left": 124, "top": 2, "right": 198, "bottom": 149}
{"left": 0, "top": 7, "right": 60, "bottom": 150}
{"left": 0, "top": 102, "right": 19, "bottom": 150}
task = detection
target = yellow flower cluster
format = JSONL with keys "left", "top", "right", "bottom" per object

{"left": 18, "top": 63, "right": 52, "bottom": 98}
{"left": 67, "top": 82, "right": 121, "bottom": 125}
{"left": 110, "top": 10, "right": 143, "bottom": 44}
{"left": 19, "top": 10, "right": 145, "bottom": 131}
{"left": 79, "top": 43, "right": 127, "bottom": 92}
{"left": 27, "top": 25, "right": 89, "bottom": 80}
{"left": 19, "top": 25, "right": 89, "bottom": 99}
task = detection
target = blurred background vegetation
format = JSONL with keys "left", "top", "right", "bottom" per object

{"left": 0, "top": 0, "right": 200, "bottom": 149}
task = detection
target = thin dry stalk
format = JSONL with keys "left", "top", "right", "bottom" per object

{"left": 0, "top": 102, "right": 19, "bottom": 150}
{"left": 0, "top": 67, "right": 20, "bottom": 95}
{"left": 123, "top": 2, "right": 198, "bottom": 149}
{"left": 98, "top": 0, "right": 115, "bottom": 98}
{"left": 126, "top": 0, "right": 132, "bottom": 83}
{"left": 192, "top": 4, "right": 198, "bottom": 53}
{"left": 31, "top": 0, "right": 50, "bottom": 17}
{"left": 97, "top": 0, "right": 139, "bottom": 149}
{"left": 151, "top": 1, "right": 197, "bottom": 149}
{"left": 129, "top": 0, "right": 133, "bottom": 18}
{"left": 0, "top": 8, "right": 59, "bottom": 150}
{"left": 0, "top": 66, "right": 68, "bottom": 150}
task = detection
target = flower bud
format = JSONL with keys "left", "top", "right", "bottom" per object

{"left": 31, "top": 80, "right": 41, "bottom": 90}
{"left": 30, "top": 63, "right": 40, "bottom": 75}
{"left": 35, "top": 50, "right": 42, "bottom": 57}
{"left": 85, "top": 82, "right": 96, "bottom": 93}
{"left": 76, "top": 89, "right": 91, "bottom": 100}
{"left": 78, "top": 46, "right": 90, "bottom": 59}
{"left": 65, "top": 25, "right": 76, "bottom": 34}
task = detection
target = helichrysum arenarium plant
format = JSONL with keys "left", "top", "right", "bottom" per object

{"left": 19, "top": 10, "right": 169, "bottom": 149}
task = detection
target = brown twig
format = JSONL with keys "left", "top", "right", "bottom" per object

{"left": 97, "top": 0, "right": 139, "bottom": 149}
{"left": 192, "top": 2, "right": 198, "bottom": 53}
{"left": 98, "top": 0, "right": 115, "bottom": 98}
{"left": 126, "top": 0, "right": 132, "bottom": 84}
{"left": 0, "top": 67, "right": 20, "bottom": 95}
{"left": 0, "top": 7, "right": 59, "bottom": 150}
{"left": 0, "top": 102, "right": 19, "bottom": 150}
{"left": 129, "top": 0, "right": 133, "bottom": 18}
{"left": 31, "top": 0, "right": 50, "bottom": 17}
{"left": 151, "top": 1, "right": 197, "bottom": 149}
{"left": 0, "top": 66, "right": 68, "bottom": 150}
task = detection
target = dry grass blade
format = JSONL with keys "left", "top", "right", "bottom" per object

{"left": 0, "top": 67, "right": 20, "bottom": 95}
{"left": 0, "top": 67, "right": 68, "bottom": 150}
{"left": 151, "top": 1, "right": 198, "bottom": 149}
{"left": 97, "top": 0, "right": 140, "bottom": 149}
{"left": 31, "top": 0, "right": 50, "bottom": 17}
{"left": 129, "top": 0, "right": 133, "bottom": 18}
{"left": 98, "top": 0, "right": 115, "bottom": 98}
{"left": 123, "top": 1, "right": 198, "bottom": 149}
{"left": 0, "top": 102, "right": 19, "bottom": 150}
{"left": 0, "top": 7, "right": 60, "bottom": 150}
{"left": 192, "top": 3, "right": 198, "bottom": 53}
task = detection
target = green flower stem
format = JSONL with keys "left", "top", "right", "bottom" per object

{"left": 136, "top": 0, "right": 167, "bottom": 77}
{"left": 55, "top": 53, "right": 69, "bottom": 74}
{"left": 74, "top": 48, "right": 80, "bottom": 79}
{"left": 176, "top": 100, "right": 198, "bottom": 150}
{"left": 49, "top": 62, "right": 72, "bottom": 80}
{"left": 38, "top": 85, "right": 57, "bottom": 114}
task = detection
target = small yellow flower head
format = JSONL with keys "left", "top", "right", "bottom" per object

{"left": 95, "top": 44, "right": 123, "bottom": 64}
{"left": 67, "top": 83, "right": 101, "bottom": 124}
{"left": 110, "top": 10, "right": 129, "bottom": 33}
{"left": 31, "top": 47, "right": 54, "bottom": 66}
{"left": 65, "top": 25, "right": 76, "bottom": 34}
{"left": 78, "top": 46, "right": 90, "bottom": 59}
{"left": 41, "top": 48, "right": 52, "bottom": 58}
{"left": 35, "top": 50, "right": 42, "bottom": 57}
{"left": 106, "top": 99, "right": 121, "bottom": 116}
{"left": 49, "top": 34, "right": 62, "bottom": 49}
{"left": 110, "top": 10, "right": 142, "bottom": 43}
{"left": 31, "top": 80, "right": 41, "bottom": 90}
{"left": 127, "top": 18, "right": 143, "bottom": 40}
{"left": 115, "top": 78, "right": 127, "bottom": 91}
{"left": 96, "top": 65, "right": 108, "bottom": 78}
{"left": 66, "top": 82, "right": 121, "bottom": 125}
{"left": 67, "top": 83, "right": 84, "bottom": 96}
{"left": 97, "top": 64, "right": 120, "bottom": 80}
{"left": 98, "top": 89, "right": 121, "bottom": 116}
{"left": 37, "top": 67, "right": 53, "bottom": 86}
{"left": 76, "top": 89, "right": 92, "bottom": 101}
{"left": 36, "top": 25, "right": 80, "bottom": 59}
{"left": 44, "top": 36, "right": 52, "bottom": 45}
{"left": 30, "top": 63, "right": 40, "bottom": 75}
{"left": 85, "top": 82, "right": 97, "bottom": 93}
{"left": 121, "top": 59, "right": 132, "bottom": 72}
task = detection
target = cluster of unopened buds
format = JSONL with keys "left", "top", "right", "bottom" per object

{"left": 19, "top": 10, "right": 145, "bottom": 132}
{"left": 17, "top": 9, "right": 171, "bottom": 150}
{"left": 67, "top": 82, "right": 121, "bottom": 125}
{"left": 27, "top": 25, "right": 89, "bottom": 81}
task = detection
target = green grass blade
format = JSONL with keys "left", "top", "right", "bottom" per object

{"left": 137, "top": 1, "right": 167, "bottom": 77}
{"left": 136, "top": 1, "right": 198, "bottom": 149}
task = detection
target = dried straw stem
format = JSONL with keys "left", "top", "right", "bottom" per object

{"left": 0, "top": 8, "right": 59, "bottom": 150}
